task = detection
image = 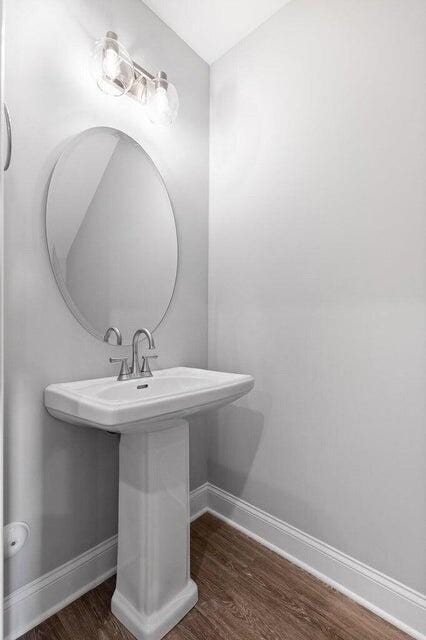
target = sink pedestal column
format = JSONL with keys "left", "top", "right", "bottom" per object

{"left": 111, "top": 419, "right": 198, "bottom": 640}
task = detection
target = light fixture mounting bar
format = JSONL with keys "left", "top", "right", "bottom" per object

{"left": 133, "top": 61, "right": 155, "bottom": 82}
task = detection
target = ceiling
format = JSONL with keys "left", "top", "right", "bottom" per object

{"left": 142, "top": 0, "right": 293, "bottom": 64}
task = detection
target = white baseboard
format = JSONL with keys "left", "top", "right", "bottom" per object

{"left": 5, "top": 482, "right": 425, "bottom": 640}
{"left": 205, "top": 483, "right": 426, "bottom": 640}
{"left": 190, "top": 481, "right": 209, "bottom": 521}
{"left": 3, "top": 535, "right": 118, "bottom": 640}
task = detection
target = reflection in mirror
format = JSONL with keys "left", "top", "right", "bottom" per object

{"left": 46, "top": 127, "right": 178, "bottom": 345}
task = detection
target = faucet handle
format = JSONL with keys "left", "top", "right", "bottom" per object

{"left": 140, "top": 355, "right": 158, "bottom": 377}
{"left": 109, "top": 357, "right": 131, "bottom": 381}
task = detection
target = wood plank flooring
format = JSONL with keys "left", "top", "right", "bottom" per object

{"left": 20, "top": 513, "right": 411, "bottom": 640}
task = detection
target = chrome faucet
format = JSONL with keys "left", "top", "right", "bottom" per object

{"left": 104, "top": 327, "right": 122, "bottom": 345}
{"left": 109, "top": 327, "right": 157, "bottom": 381}
{"left": 130, "top": 328, "right": 157, "bottom": 378}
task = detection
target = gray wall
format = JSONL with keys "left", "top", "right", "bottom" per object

{"left": 4, "top": 0, "right": 209, "bottom": 594}
{"left": 209, "top": 0, "right": 426, "bottom": 592}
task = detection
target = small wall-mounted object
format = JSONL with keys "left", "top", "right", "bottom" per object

{"left": 91, "top": 31, "right": 179, "bottom": 126}
{"left": 3, "top": 103, "right": 12, "bottom": 171}
{"left": 4, "top": 522, "right": 30, "bottom": 558}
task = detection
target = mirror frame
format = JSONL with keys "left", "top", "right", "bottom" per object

{"left": 45, "top": 126, "right": 179, "bottom": 345}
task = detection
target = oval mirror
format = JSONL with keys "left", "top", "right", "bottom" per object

{"left": 46, "top": 127, "right": 178, "bottom": 345}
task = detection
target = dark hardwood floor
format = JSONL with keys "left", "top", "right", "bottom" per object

{"left": 20, "top": 513, "right": 410, "bottom": 640}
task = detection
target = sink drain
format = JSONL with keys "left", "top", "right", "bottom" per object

{"left": 137, "top": 384, "right": 149, "bottom": 389}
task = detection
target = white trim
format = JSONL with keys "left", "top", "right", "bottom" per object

{"left": 3, "top": 535, "right": 118, "bottom": 640}
{"left": 4, "top": 483, "right": 425, "bottom": 640}
{"left": 190, "top": 481, "right": 209, "bottom": 521}
{"left": 206, "top": 483, "right": 426, "bottom": 640}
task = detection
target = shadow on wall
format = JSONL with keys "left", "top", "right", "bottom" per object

{"left": 4, "top": 386, "right": 119, "bottom": 597}
{"left": 40, "top": 413, "right": 120, "bottom": 579}
{"left": 207, "top": 404, "right": 265, "bottom": 499}
{"left": 206, "top": 397, "right": 366, "bottom": 550}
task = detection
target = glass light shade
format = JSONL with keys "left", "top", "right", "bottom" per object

{"left": 146, "top": 79, "right": 179, "bottom": 126}
{"left": 91, "top": 35, "right": 135, "bottom": 97}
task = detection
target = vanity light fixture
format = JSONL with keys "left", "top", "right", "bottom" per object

{"left": 91, "top": 31, "right": 179, "bottom": 126}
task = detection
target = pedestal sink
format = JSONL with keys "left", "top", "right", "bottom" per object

{"left": 45, "top": 367, "right": 254, "bottom": 640}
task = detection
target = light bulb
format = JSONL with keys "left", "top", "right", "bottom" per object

{"left": 152, "top": 87, "right": 170, "bottom": 115}
{"left": 103, "top": 47, "right": 120, "bottom": 80}
{"left": 146, "top": 72, "right": 179, "bottom": 126}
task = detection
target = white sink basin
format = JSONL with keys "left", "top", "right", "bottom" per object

{"left": 45, "top": 366, "right": 254, "bottom": 640}
{"left": 45, "top": 366, "right": 254, "bottom": 433}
